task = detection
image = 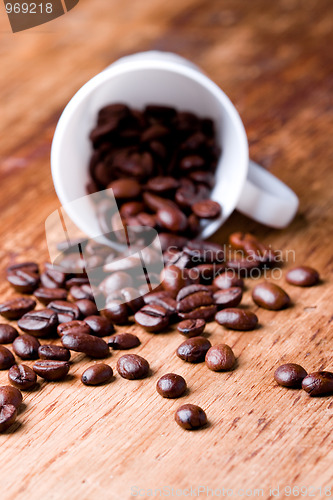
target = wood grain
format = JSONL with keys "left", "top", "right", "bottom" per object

{"left": 0, "top": 0, "right": 333, "bottom": 499}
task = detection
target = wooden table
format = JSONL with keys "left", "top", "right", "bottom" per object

{"left": 1, "top": 1, "right": 332, "bottom": 498}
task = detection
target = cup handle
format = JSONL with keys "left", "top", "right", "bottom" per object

{"left": 236, "top": 161, "right": 299, "bottom": 228}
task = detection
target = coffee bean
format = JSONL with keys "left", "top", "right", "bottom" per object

{"left": 7, "top": 262, "right": 39, "bottom": 275}
{"left": 0, "top": 386, "right": 23, "bottom": 408}
{"left": 143, "top": 293, "right": 178, "bottom": 320}
{"left": 192, "top": 199, "right": 221, "bottom": 219}
{"left": 252, "top": 282, "right": 290, "bottom": 310}
{"left": 176, "top": 336, "right": 211, "bottom": 363}
{"left": 12, "top": 334, "right": 40, "bottom": 360}
{"left": 70, "top": 284, "right": 96, "bottom": 301}
{"left": 229, "top": 232, "right": 277, "bottom": 264}
{"left": 213, "top": 287, "right": 243, "bottom": 309}
{"left": 33, "top": 360, "right": 70, "bottom": 381}
{"left": 191, "top": 263, "right": 225, "bottom": 284}
{"left": 0, "top": 297, "right": 36, "bottom": 320}
{"left": 176, "top": 284, "right": 217, "bottom": 321}
{"left": 0, "top": 404, "right": 17, "bottom": 432}
{"left": 175, "top": 404, "right": 207, "bottom": 430}
{"left": 146, "top": 176, "right": 179, "bottom": 193}
{"left": 8, "top": 364, "right": 37, "bottom": 390}
{"left": 156, "top": 206, "right": 188, "bottom": 233}
{"left": 0, "top": 324, "right": 18, "bottom": 344}
{"left": 38, "top": 345, "right": 71, "bottom": 361}
{"left": 215, "top": 308, "right": 258, "bottom": 331}
{"left": 183, "top": 240, "right": 224, "bottom": 264}
{"left": 302, "top": 371, "right": 333, "bottom": 396}
{"left": 158, "top": 233, "right": 188, "bottom": 252}
{"left": 107, "top": 178, "right": 141, "bottom": 199}
{"left": 161, "top": 265, "right": 187, "bottom": 297}
{"left": 7, "top": 267, "right": 39, "bottom": 293}
{"left": 205, "top": 344, "right": 236, "bottom": 371}
{"left": 285, "top": 266, "right": 320, "bottom": 287}
{"left": 65, "top": 276, "right": 90, "bottom": 289}
{"left": 156, "top": 373, "right": 187, "bottom": 398}
{"left": 108, "top": 333, "right": 140, "bottom": 350}
{"left": 34, "top": 287, "right": 67, "bottom": 305}
{"left": 18, "top": 309, "right": 58, "bottom": 338}
{"left": 57, "top": 320, "right": 91, "bottom": 337}
{"left": 119, "top": 201, "right": 145, "bottom": 218}
{"left": 117, "top": 354, "right": 149, "bottom": 380}
{"left": 84, "top": 316, "right": 114, "bottom": 337}
{"left": 102, "top": 301, "right": 129, "bottom": 325}
{"left": 134, "top": 304, "right": 169, "bottom": 333}
{"left": 40, "top": 266, "right": 66, "bottom": 289}
{"left": 226, "top": 258, "right": 260, "bottom": 277}
{"left": 99, "top": 273, "right": 133, "bottom": 296}
{"left": 75, "top": 299, "right": 98, "bottom": 317}
{"left": 61, "top": 332, "right": 109, "bottom": 358}
{"left": 213, "top": 271, "right": 244, "bottom": 290}
{"left": 274, "top": 363, "right": 307, "bottom": 388}
{"left": 177, "top": 318, "right": 206, "bottom": 337}
{"left": 81, "top": 364, "right": 113, "bottom": 385}
{"left": 48, "top": 300, "right": 80, "bottom": 323}
{"left": 0, "top": 346, "right": 15, "bottom": 370}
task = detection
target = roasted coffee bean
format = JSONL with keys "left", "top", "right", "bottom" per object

{"left": 134, "top": 304, "right": 169, "bottom": 333}
{"left": 57, "top": 320, "right": 91, "bottom": 337}
{"left": 108, "top": 333, "right": 140, "bottom": 350}
{"left": 33, "top": 360, "right": 70, "bottom": 381}
{"left": 48, "top": 300, "right": 80, "bottom": 323}
{"left": 213, "top": 287, "right": 243, "bottom": 309}
{"left": 213, "top": 271, "right": 244, "bottom": 290}
{"left": 107, "top": 178, "right": 141, "bottom": 199}
{"left": 18, "top": 309, "right": 58, "bottom": 338}
{"left": 84, "top": 315, "right": 114, "bottom": 337}
{"left": 215, "top": 308, "right": 258, "bottom": 331}
{"left": 99, "top": 273, "right": 133, "bottom": 296}
{"left": 0, "top": 324, "right": 18, "bottom": 344}
{"left": 69, "top": 284, "right": 95, "bottom": 301}
{"left": 117, "top": 354, "right": 149, "bottom": 380}
{"left": 34, "top": 287, "right": 67, "bottom": 305}
{"left": 226, "top": 258, "right": 261, "bottom": 277}
{"left": 252, "top": 282, "right": 290, "bottom": 310}
{"left": 285, "top": 266, "right": 320, "bottom": 287}
{"left": 38, "top": 345, "right": 71, "bottom": 361}
{"left": 189, "top": 170, "right": 215, "bottom": 188}
{"left": 156, "top": 373, "right": 187, "bottom": 398}
{"left": 176, "top": 284, "right": 217, "bottom": 321}
{"left": 0, "top": 385, "right": 23, "bottom": 408}
{"left": 110, "top": 287, "right": 144, "bottom": 314}
{"left": 274, "top": 363, "right": 307, "bottom": 388}
{"left": 229, "top": 232, "right": 277, "bottom": 264}
{"left": 156, "top": 206, "right": 188, "bottom": 233}
{"left": 161, "top": 265, "right": 187, "bottom": 297}
{"left": 12, "top": 334, "right": 40, "bottom": 360}
{"left": 158, "top": 233, "right": 188, "bottom": 252}
{"left": 61, "top": 332, "right": 109, "bottom": 358}
{"left": 75, "top": 299, "right": 98, "bottom": 317}
{"left": 0, "top": 404, "right": 17, "bottom": 432}
{"left": 7, "top": 266, "right": 39, "bottom": 293}
{"left": 302, "top": 371, "right": 333, "bottom": 396}
{"left": 176, "top": 336, "right": 211, "bottom": 363}
{"left": 0, "top": 297, "right": 36, "bottom": 320}
{"left": 0, "top": 345, "right": 15, "bottom": 370}
{"left": 179, "top": 155, "right": 205, "bottom": 171}
{"left": 146, "top": 176, "right": 179, "bottom": 193}
{"left": 177, "top": 318, "right": 206, "bottom": 337}
{"left": 183, "top": 240, "right": 224, "bottom": 264}
{"left": 7, "top": 261, "right": 39, "bottom": 275}
{"left": 40, "top": 265, "right": 66, "bottom": 289}
{"left": 102, "top": 301, "right": 129, "bottom": 325}
{"left": 192, "top": 199, "right": 221, "bottom": 219}
{"left": 65, "top": 276, "right": 90, "bottom": 289}
{"left": 8, "top": 364, "right": 37, "bottom": 390}
{"left": 175, "top": 404, "right": 207, "bottom": 430}
{"left": 119, "top": 201, "right": 145, "bottom": 218}
{"left": 205, "top": 344, "right": 236, "bottom": 371}
{"left": 191, "top": 263, "right": 225, "bottom": 284}
{"left": 143, "top": 294, "right": 178, "bottom": 320}
{"left": 81, "top": 364, "right": 113, "bottom": 385}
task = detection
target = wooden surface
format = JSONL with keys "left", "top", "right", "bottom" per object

{"left": 1, "top": 1, "right": 333, "bottom": 499}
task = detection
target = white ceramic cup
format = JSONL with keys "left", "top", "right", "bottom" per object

{"left": 51, "top": 51, "right": 299, "bottom": 239}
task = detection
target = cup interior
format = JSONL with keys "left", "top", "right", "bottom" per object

{"left": 51, "top": 62, "right": 248, "bottom": 239}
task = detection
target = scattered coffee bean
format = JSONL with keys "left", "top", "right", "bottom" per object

{"left": 48, "top": 300, "right": 80, "bottom": 323}
{"left": 70, "top": 284, "right": 96, "bottom": 301}
{"left": 38, "top": 345, "right": 71, "bottom": 361}
{"left": 40, "top": 265, "right": 65, "bottom": 289}
{"left": 274, "top": 363, "right": 308, "bottom": 388}
{"left": 81, "top": 364, "right": 113, "bottom": 385}
{"left": 176, "top": 336, "right": 211, "bottom": 363}
{"left": 175, "top": 404, "right": 207, "bottom": 430}
{"left": 229, "top": 232, "right": 276, "bottom": 264}
{"left": 33, "top": 360, "right": 70, "bottom": 381}
{"left": 75, "top": 299, "right": 98, "bottom": 317}
{"left": 161, "top": 265, "right": 187, "bottom": 298}
{"left": 156, "top": 373, "right": 187, "bottom": 398}
{"left": 108, "top": 333, "right": 140, "bottom": 350}
{"left": 7, "top": 266, "right": 39, "bottom": 293}
{"left": 302, "top": 371, "right": 333, "bottom": 396}
{"left": 205, "top": 344, "right": 236, "bottom": 371}
{"left": 0, "top": 345, "right": 15, "bottom": 370}
{"left": 34, "top": 287, "right": 67, "bottom": 305}
{"left": 215, "top": 308, "right": 258, "bottom": 331}
{"left": 102, "top": 301, "right": 129, "bottom": 325}
{"left": 213, "top": 287, "right": 243, "bottom": 309}
{"left": 192, "top": 199, "right": 221, "bottom": 219}
{"left": 134, "top": 304, "right": 169, "bottom": 333}
{"left": 252, "top": 282, "right": 290, "bottom": 310}
{"left": 61, "top": 332, "right": 109, "bottom": 358}
{"left": 84, "top": 315, "right": 114, "bottom": 337}
{"left": 7, "top": 262, "right": 39, "bottom": 275}
{"left": 176, "top": 284, "right": 217, "bottom": 321}
{"left": 213, "top": 271, "right": 244, "bottom": 290}
{"left": 12, "top": 334, "right": 40, "bottom": 360}
{"left": 0, "top": 385, "right": 23, "bottom": 408}
{"left": 285, "top": 266, "right": 320, "bottom": 287}
{"left": 0, "top": 404, "right": 17, "bottom": 432}
{"left": 57, "top": 320, "right": 91, "bottom": 337}
{"left": 177, "top": 318, "right": 206, "bottom": 337}
{"left": 18, "top": 309, "right": 58, "bottom": 338}
{"left": 0, "top": 297, "right": 36, "bottom": 320}
{"left": 8, "top": 364, "right": 37, "bottom": 390}
{"left": 0, "top": 324, "right": 18, "bottom": 344}
{"left": 117, "top": 354, "right": 149, "bottom": 380}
